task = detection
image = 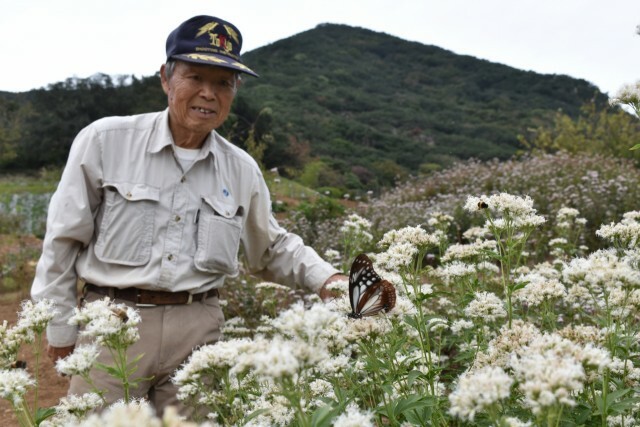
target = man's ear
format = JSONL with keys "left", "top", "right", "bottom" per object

{"left": 160, "top": 64, "right": 169, "bottom": 95}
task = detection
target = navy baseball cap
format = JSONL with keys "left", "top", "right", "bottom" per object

{"left": 166, "top": 15, "right": 258, "bottom": 77}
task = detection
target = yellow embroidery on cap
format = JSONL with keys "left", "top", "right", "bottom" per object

{"left": 185, "top": 53, "right": 228, "bottom": 64}
{"left": 196, "top": 22, "right": 218, "bottom": 38}
{"left": 231, "top": 62, "right": 251, "bottom": 71}
{"left": 223, "top": 25, "right": 240, "bottom": 44}
{"left": 195, "top": 21, "right": 234, "bottom": 53}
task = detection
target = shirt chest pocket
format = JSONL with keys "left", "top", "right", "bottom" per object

{"left": 94, "top": 182, "right": 160, "bottom": 266}
{"left": 194, "top": 195, "right": 243, "bottom": 276}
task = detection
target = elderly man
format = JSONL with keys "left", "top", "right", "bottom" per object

{"left": 31, "top": 15, "right": 345, "bottom": 414}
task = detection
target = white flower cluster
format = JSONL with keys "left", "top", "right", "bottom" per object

{"left": 67, "top": 399, "right": 163, "bottom": 427}
{"left": 448, "top": 366, "right": 513, "bottom": 421}
{"left": 374, "top": 243, "right": 418, "bottom": 272}
{"left": 555, "top": 207, "right": 586, "bottom": 229}
{"left": 557, "top": 324, "right": 604, "bottom": 347}
{"left": 42, "top": 393, "right": 103, "bottom": 426}
{"left": 56, "top": 343, "right": 101, "bottom": 377}
{"left": 474, "top": 320, "right": 542, "bottom": 370}
{"left": 332, "top": 402, "right": 375, "bottom": 427}
{"left": 610, "top": 80, "right": 640, "bottom": 116}
{"left": 562, "top": 249, "right": 640, "bottom": 312}
{"left": 173, "top": 338, "right": 253, "bottom": 402}
{"left": 69, "top": 297, "right": 141, "bottom": 347}
{"left": 509, "top": 333, "right": 610, "bottom": 414}
{"left": 464, "top": 292, "right": 506, "bottom": 322}
{"left": 270, "top": 301, "right": 341, "bottom": 344}
{"left": 441, "top": 240, "right": 497, "bottom": 263}
{"left": 0, "top": 320, "right": 28, "bottom": 368}
{"left": 247, "top": 337, "right": 303, "bottom": 379}
{"left": 255, "top": 281, "right": 291, "bottom": 292}
{"left": 462, "top": 226, "right": 491, "bottom": 241}
{"left": 0, "top": 368, "right": 34, "bottom": 406}
{"left": 173, "top": 296, "right": 397, "bottom": 424}
{"left": 379, "top": 225, "right": 442, "bottom": 249}
{"left": 431, "top": 261, "right": 476, "bottom": 285}
{"left": 427, "top": 211, "right": 454, "bottom": 230}
{"left": 513, "top": 271, "right": 566, "bottom": 307}
{"left": 17, "top": 299, "right": 57, "bottom": 335}
{"left": 0, "top": 299, "right": 57, "bottom": 368}
{"left": 222, "top": 316, "right": 252, "bottom": 337}
{"left": 339, "top": 213, "right": 373, "bottom": 242}
{"left": 596, "top": 210, "right": 640, "bottom": 248}
{"left": 464, "top": 193, "right": 546, "bottom": 231}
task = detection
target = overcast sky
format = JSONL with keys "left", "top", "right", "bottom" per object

{"left": 1, "top": 0, "right": 638, "bottom": 95}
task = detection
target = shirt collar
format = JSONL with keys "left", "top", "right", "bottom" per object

{"left": 147, "top": 108, "right": 216, "bottom": 158}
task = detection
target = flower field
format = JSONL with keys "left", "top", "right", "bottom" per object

{"left": 2, "top": 152, "right": 640, "bottom": 426}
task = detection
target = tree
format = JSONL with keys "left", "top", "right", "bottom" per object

{"left": 0, "top": 99, "right": 34, "bottom": 167}
{"left": 518, "top": 102, "right": 640, "bottom": 162}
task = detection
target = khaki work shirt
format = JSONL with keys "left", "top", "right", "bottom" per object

{"left": 32, "top": 109, "right": 339, "bottom": 347}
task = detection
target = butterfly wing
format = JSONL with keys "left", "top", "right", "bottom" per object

{"left": 348, "top": 254, "right": 396, "bottom": 318}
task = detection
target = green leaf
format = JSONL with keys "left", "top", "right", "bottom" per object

{"left": 95, "top": 362, "right": 121, "bottom": 377}
{"left": 407, "top": 370, "right": 423, "bottom": 386}
{"left": 35, "top": 407, "right": 57, "bottom": 425}
{"left": 243, "top": 408, "right": 271, "bottom": 424}
{"left": 630, "top": 143, "right": 640, "bottom": 150}
{"left": 593, "top": 388, "right": 637, "bottom": 416}
{"left": 310, "top": 404, "right": 344, "bottom": 427}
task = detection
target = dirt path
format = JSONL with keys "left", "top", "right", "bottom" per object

{"left": 0, "top": 296, "right": 69, "bottom": 427}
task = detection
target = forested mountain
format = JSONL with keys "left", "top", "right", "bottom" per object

{"left": 0, "top": 23, "right": 608, "bottom": 190}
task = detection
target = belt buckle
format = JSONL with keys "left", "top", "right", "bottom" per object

{"left": 134, "top": 290, "right": 157, "bottom": 307}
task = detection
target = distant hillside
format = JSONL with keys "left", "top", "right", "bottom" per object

{"left": 236, "top": 24, "right": 607, "bottom": 176}
{"left": 0, "top": 23, "right": 608, "bottom": 190}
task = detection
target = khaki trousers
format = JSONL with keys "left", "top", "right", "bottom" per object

{"left": 69, "top": 289, "right": 225, "bottom": 416}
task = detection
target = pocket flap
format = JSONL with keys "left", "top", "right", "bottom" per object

{"left": 104, "top": 182, "right": 160, "bottom": 202}
{"left": 201, "top": 195, "right": 238, "bottom": 219}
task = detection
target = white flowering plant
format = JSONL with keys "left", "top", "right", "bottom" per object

{"left": 67, "top": 297, "right": 145, "bottom": 404}
{"left": 7, "top": 185, "right": 640, "bottom": 425}
{"left": 337, "top": 213, "right": 374, "bottom": 271}
{"left": 609, "top": 79, "right": 640, "bottom": 150}
{"left": 0, "top": 299, "right": 57, "bottom": 426}
{"left": 464, "top": 193, "right": 546, "bottom": 328}
{"left": 0, "top": 297, "right": 153, "bottom": 426}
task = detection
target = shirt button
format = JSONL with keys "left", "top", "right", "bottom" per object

{"left": 167, "top": 254, "right": 174, "bottom": 261}
{"left": 126, "top": 192, "right": 132, "bottom": 198}
{"left": 174, "top": 215, "right": 181, "bottom": 222}
{"left": 180, "top": 176, "right": 186, "bottom": 183}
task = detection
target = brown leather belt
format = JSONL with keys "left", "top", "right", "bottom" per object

{"left": 84, "top": 283, "right": 218, "bottom": 306}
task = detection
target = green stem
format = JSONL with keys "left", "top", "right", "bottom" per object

{"left": 13, "top": 398, "right": 35, "bottom": 427}
{"left": 118, "top": 347, "right": 130, "bottom": 403}
{"left": 32, "top": 332, "right": 42, "bottom": 420}
{"left": 282, "top": 376, "right": 309, "bottom": 427}
{"left": 80, "top": 372, "right": 107, "bottom": 404}
{"left": 601, "top": 370, "right": 609, "bottom": 427}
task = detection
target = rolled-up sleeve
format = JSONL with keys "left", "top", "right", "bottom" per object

{"left": 31, "top": 126, "right": 103, "bottom": 347}
{"left": 241, "top": 172, "right": 339, "bottom": 293}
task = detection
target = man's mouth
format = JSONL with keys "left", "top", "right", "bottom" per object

{"left": 192, "top": 107, "right": 215, "bottom": 114}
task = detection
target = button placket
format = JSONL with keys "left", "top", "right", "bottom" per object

{"left": 158, "top": 182, "right": 188, "bottom": 286}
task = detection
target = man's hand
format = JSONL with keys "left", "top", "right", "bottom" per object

{"left": 47, "top": 344, "right": 75, "bottom": 363}
{"left": 319, "top": 273, "right": 348, "bottom": 301}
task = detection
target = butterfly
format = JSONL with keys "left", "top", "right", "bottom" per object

{"left": 348, "top": 253, "right": 396, "bottom": 318}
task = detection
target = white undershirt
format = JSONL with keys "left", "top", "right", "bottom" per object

{"left": 173, "top": 145, "right": 201, "bottom": 171}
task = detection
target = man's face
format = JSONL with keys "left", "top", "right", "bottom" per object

{"left": 161, "top": 61, "right": 237, "bottom": 143}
